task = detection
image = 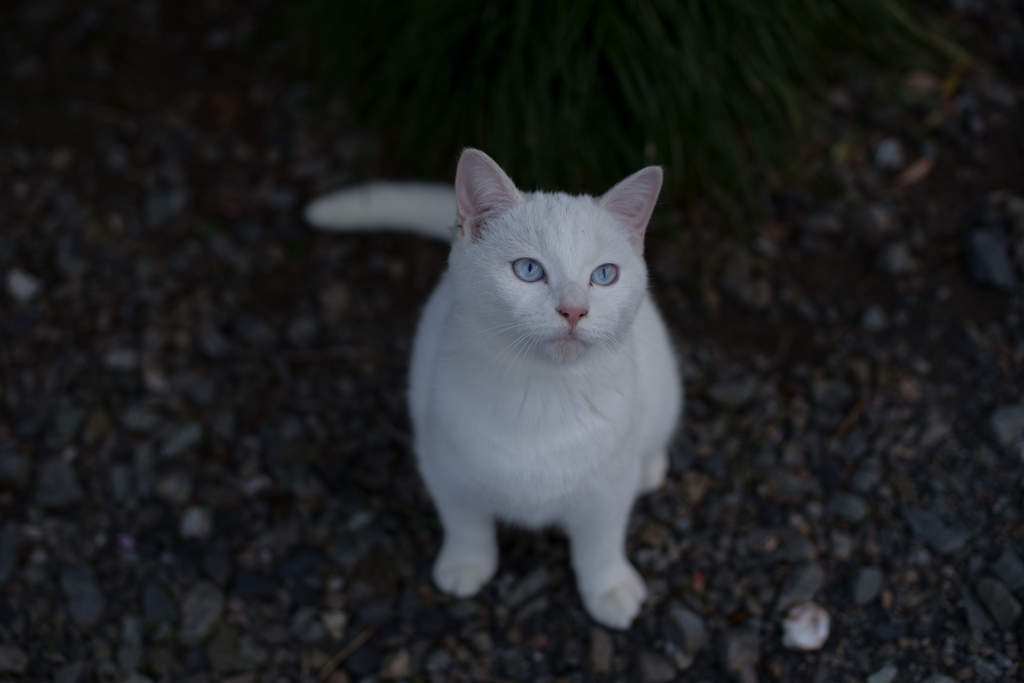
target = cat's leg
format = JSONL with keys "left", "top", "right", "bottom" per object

{"left": 563, "top": 490, "right": 646, "bottom": 629}
{"left": 431, "top": 494, "right": 498, "bottom": 598}
{"left": 638, "top": 448, "right": 668, "bottom": 494}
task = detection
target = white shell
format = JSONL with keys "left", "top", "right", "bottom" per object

{"left": 781, "top": 602, "right": 830, "bottom": 651}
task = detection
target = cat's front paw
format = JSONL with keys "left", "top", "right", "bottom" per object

{"left": 433, "top": 549, "right": 497, "bottom": 598}
{"left": 639, "top": 449, "right": 668, "bottom": 493}
{"left": 580, "top": 564, "right": 648, "bottom": 629}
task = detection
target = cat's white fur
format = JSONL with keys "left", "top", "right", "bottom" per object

{"left": 305, "top": 182, "right": 456, "bottom": 240}
{"left": 308, "top": 149, "right": 681, "bottom": 629}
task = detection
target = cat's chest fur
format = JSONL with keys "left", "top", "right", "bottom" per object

{"left": 409, "top": 277, "right": 649, "bottom": 525}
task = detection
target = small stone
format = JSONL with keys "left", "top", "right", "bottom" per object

{"left": 180, "top": 580, "right": 225, "bottom": 645}
{"left": 513, "top": 595, "right": 548, "bottom": 622}
{"left": 979, "top": 81, "right": 1017, "bottom": 108}
{"left": 61, "top": 565, "right": 106, "bottom": 626}
{"left": 989, "top": 405, "right": 1024, "bottom": 448}
{"left": 146, "top": 187, "right": 189, "bottom": 227}
{"left": 680, "top": 471, "right": 713, "bottom": 505}
{"left": 104, "top": 347, "right": 139, "bottom": 371}
{"left": 505, "top": 566, "right": 549, "bottom": 608}
{"left": 959, "top": 583, "right": 994, "bottom": 637}
{"left": 719, "top": 253, "right": 773, "bottom": 310}
{"left": 206, "top": 623, "right": 238, "bottom": 671}
{"left": 379, "top": 648, "right": 413, "bottom": 680}
{"left": 638, "top": 650, "right": 677, "bottom": 683}
{"left": 589, "top": 627, "right": 613, "bottom": 675}
{"left": 739, "top": 528, "right": 779, "bottom": 555}
{"left": 777, "top": 527, "right": 816, "bottom": 562}
{"left": 973, "top": 656, "right": 1002, "bottom": 681}
{"left": 830, "top": 531, "right": 853, "bottom": 561}
{"left": 826, "top": 492, "right": 869, "bottom": 522}
{"left": 781, "top": 602, "right": 830, "bottom": 651}
{"left": 919, "top": 418, "right": 951, "bottom": 448}
{"left": 776, "top": 562, "right": 825, "bottom": 614}
{"left": 976, "top": 577, "right": 1022, "bottom": 630}
{"left": 963, "top": 229, "right": 1016, "bottom": 291}
{"left": 291, "top": 606, "right": 325, "bottom": 642}
{"left": 861, "top": 305, "right": 889, "bottom": 332}
{"left": 161, "top": 422, "right": 203, "bottom": 459}
{"left": 33, "top": 457, "right": 83, "bottom": 508}
{"left": 669, "top": 603, "right": 708, "bottom": 657}
{"left": 233, "top": 315, "right": 276, "bottom": 347}
{"left": 6, "top": 268, "right": 42, "bottom": 303}
{"left": 851, "top": 567, "right": 885, "bottom": 605}
{"left": 202, "top": 544, "right": 232, "bottom": 585}
{"left": 322, "top": 610, "right": 347, "bottom": 640}
{"left": 866, "top": 663, "right": 898, "bottom": 683}
{"left": 812, "top": 379, "right": 855, "bottom": 412}
{"left": 155, "top": 471, "right": 193, "bottom": 507}
{"left": 118, "top": 614, "right": 144, "bottom": 673}
{"left": 804, "top": 212, "right": 842, "bottom": 234}
{"left": 640, "top": 521, "right": 672, "bottom": 548}
{"left": 902, "top": 506, "right": 967, "bottom": 554}
{"left": 851, "top": 461, "right": 882, "bottom": 493}
{"left": 718, "top": 624, "right": 760, "bottom": 683}
{"left": 286, "top": 316, "right": 318, "bottom": 347}
{"left": 421, "top": 649, "right": 450, "bottom": 675}
{"left": 320, "top": 283, "right": 351, "bottom": 321}
{"left": 993, "top": 546, "right": 1024, "bottom": 591}
{"left": 874, "top": 137, "right": 905, "bottom": 170}
{"left": 0, "top": 645, "right": 28, "bottom": 673}
{"left": 197, "top": 323, "right": 231, "bottom": 359}
{"left": 49, "top": 401, "right": 86, "bottom": 447}
{"left": 179, "top": 506, "right": 212, "bottom": 539}
{"left": 53, "top": 662, "right": 86, "bottom": 683}
{"left": 0, "top": 524, "right": 22, "bottom": 584}
{"left": 0, "top": 446, "right": 31, "bottom": 490}
{"left": 707, "top": 377, "right": 758, "bottom": 409}
{"left": 213, "top": 412, "right": 236, "bottom": 441}
{"left": 846, "top": 203, "right": 898, "bottom": 241}
{"left": 143, "top": 582, "right": 179, "bottom": 624}
{"left": 178, "top": 374, "right": 216, "bottom": 406}
{"left": 121, "top": 406, "right": 164, "bottom": 434}
{"left": 876, "top": 242, "right": 915, "bottom": 275}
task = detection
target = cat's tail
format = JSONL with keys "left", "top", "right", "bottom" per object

{"left": 304, "top": 182, "right": 456, "bottom": 242}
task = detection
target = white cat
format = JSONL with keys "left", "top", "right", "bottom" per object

{"left": 306, "top": 149, "right": 682, "bottom": 629}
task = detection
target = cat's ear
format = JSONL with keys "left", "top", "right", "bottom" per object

{"left": 599, "top": 166, "right": 663, "bottom": 254}
{"left": 455, "top": 149, "right": 522, "bottom": 240}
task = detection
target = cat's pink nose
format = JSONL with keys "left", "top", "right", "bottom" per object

{"left": 558, "top": 306, "right": 588, "bottom": 329}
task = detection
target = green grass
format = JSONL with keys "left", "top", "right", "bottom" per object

{"left": 295, "top": 0, "right": 955, "bottom": 209}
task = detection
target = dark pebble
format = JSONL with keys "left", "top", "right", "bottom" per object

{"left": 901, "top": 506, "right": 967, "bottom": 554}
{"left": 232, "top": 568, "right": 280, "bottom": 603}
{"left": 202, "top": 543, "right": 232, "bottom": 586}
{"left": 60, "top": 565, "right": 105, "bottom": 627}
{"left": 33, "top": 457, "right": 83, "bottom": 508}
{"left": 962, "top": 229, "right": 1017, "bottom": 290}
{"left": 143, "top": 582, "right": 180, "bottom": 624}
{"left": 415, "top": 607, "right": 448, "bottom": 637}
{"left": 993, "top": 545, "right": 1024, "bottom": 591}
{"left": 277, "top": 544, "right": 324, "bottom": 580}
{"left": 345, "top": 645, "right": 381, "bottom": 677}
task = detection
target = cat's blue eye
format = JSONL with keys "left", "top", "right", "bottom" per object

{"left": 590, "top": 264, "right": 619, "bottom": 286}
{"left": 512, "top": 258, "right": 545, "bottom": 283}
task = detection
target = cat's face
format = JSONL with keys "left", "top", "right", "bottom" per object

{"left": 450, "top": 150, "right": 662, "bottom": 363}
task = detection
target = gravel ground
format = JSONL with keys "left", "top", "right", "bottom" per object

{"left": 2, "top": 2, "right": 1024, "bottom": 682}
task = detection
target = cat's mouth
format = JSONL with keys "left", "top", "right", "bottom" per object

{"left": 549, "top": 331, "right": 587, "bottom": 358}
